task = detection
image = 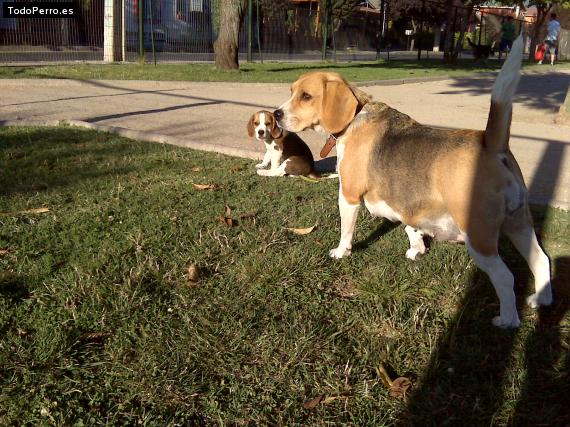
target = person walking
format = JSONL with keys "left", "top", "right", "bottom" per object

{"left": 498, "top": 16, "right": 516, "bottom": 61}
{"left": 539, "top": 13, "right": 561, "bottom": 65}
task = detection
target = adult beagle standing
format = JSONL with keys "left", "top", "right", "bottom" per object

{"left": 273, "top": 36, "right": 552, "bottom": 328}
{"left": 247, "top": 110, "right": 319, "bottom": 178}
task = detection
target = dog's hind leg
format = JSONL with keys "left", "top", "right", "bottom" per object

{"left": 404, "top": 226, "right": 426, "bottom": 260}
{"left": 502, "top": 212, "right": 552, "bottom": 309}
{"left": 257, "top": 160, "right": 289, "bottom": 177}
{"left": 330, "top": 192, "right": 360, "bottom": 259}
{"left": 466, "top": 237, "right": 520, "bottom": 328}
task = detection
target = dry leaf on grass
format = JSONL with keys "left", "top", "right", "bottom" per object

{"left": 389, "top": 377, "right": 412, "bottom": 400}
{"left": 299, "top": 175, "right": 320, "bottom": 183}
{"left": 0, "top": 249, "right": 9, "bottom": 256}
{"left": 187, "top": 264, "right": 199, "bottom": 282}
{"left": 286, "top": 225, "right": 316, "bottom": 235}
{"left": 191, "top": 167, "right": 202, "bottom": 172}
{"left": 303, "top": 396, "right": 323, "bottom": 409}
{"left": 192, "top": 183, "right": 219, "bottom": 191}
{"left": 2, "top": 207, "right": 50, "bottom": 216}
{"left": 217, "top": 205, "right": 235, "bottom": 227}
{"left": 376, "top": 363, "right": 412, "bottom": 400}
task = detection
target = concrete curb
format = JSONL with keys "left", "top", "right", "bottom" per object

{"left": 555, "top": 87, "right": 570, "bottom": 126}
{"left": 0, "top": 119, "right": 264, "bottom": 161}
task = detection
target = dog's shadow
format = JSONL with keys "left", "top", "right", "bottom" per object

{"left": 353, "top": 219, "right": 400, "bottom": 252}
{"left": 314, "top": 156, "right": 337, "bottom": 174}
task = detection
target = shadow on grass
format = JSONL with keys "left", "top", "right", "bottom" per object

{"left": 0, "top": 127, "right": 140, "bottom": 197}
{"left": 400, "top": 205, "right": 569, "bottom": 425}
{"left": 263, "top": 59, "right": 501, "bottom": 74}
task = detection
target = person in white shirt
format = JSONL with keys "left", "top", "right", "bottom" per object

{"left": 539, "top": 13, "right": 561, "bottom": 65}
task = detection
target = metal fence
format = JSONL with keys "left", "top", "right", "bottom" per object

{"left": 0, "top": 0, "right": 104, "bottom": 62}
{"left": 0, "top": 0, "right": 565, "bottom": 64}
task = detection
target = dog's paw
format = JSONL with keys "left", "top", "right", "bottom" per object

{"left": 526, "top": 289, "right": 553, "bottom": 308}
{"left": 256, "top": 169, "right": 269, "bottom": 176}
{"left": 255, "top": 163, "right": 268, "bottom": 169}
{"left": 329, "top": 246, "right": 351, "bottom": 259}
{"left": 492, "top": 314, "right": 521, "bottom": 329}
{"left": 405, "top": 248, "right": 424, "bottom": 261}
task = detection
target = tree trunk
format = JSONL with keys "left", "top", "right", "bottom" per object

{"left": 528, "top": 5, "right": 551, "bottom": 62}
{"left": 451, "top": 5, "right": 474, "bottom": 60}
{"left": 442, "top": 0, "right": 455, "bottom": 63}
{"left": 214, "top": 0, "right": 246, "bottom": 70}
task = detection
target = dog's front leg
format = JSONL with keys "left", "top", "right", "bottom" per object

{"left": 330, "top": 192, "right": 360, "bottom": 259}
{"left": 256, "top": 149, "right": 272, "bottom": 169}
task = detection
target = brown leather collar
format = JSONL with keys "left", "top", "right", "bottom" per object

{"left": 320, "top": 104, "right": 363, "bottom": 158}
{"left": 320, "top": 134, "right": 338, "bottom": 158}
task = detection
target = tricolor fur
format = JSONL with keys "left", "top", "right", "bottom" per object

{"left": 274, "top": 36, "right": 552, "bottom": 328}
{"left": 247, "top": 110, "right": 319, "bottom": 178}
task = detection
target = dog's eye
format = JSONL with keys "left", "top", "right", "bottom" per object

{"left": 254, "top": 122, "right": 259, "bottom": 126}
{"left": 301, "top": 92, "right": 312, "bottom": 101}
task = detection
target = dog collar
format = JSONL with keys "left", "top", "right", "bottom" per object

{"left": 320, "top": 104, "right": 364, "bottom": 158}
{"left": 320, "top": 134, "right": 337, "bottom": 158}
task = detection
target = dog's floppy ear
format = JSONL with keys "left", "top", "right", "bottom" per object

{"left": 247, "top": 114, "right": 255, "bottom": 138}
{"left": 269, "top": 114, "right": 283, "bottom": 139}
{"left": 320, "top": 80, "right": 358, "bottom": 134}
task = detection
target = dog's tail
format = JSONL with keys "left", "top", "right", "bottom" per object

{"left": 483, "top": 34, "right": 523, "bottom": 154}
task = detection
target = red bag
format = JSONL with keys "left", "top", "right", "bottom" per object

{"left": 535, "top": 43, "right": 546, "bottom": 61}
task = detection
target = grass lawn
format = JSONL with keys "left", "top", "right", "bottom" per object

{"left": 0, "top": 126, "right": 569, "bottom": 425}
{"left": 1, "top": 60, "right": 568, "bottom": 83}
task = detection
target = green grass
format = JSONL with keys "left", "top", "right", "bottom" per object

{"left": 0, "top": 126, "right": 569, "bottom": 425}
{"left": 2, "top": 60, "right": 567, "bottom": 83}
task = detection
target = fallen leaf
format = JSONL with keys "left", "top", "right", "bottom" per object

{"left": 187, "top": 264, "right": 199, "bottom": 282}
{"left": 376, "top": 363, "right": 412, "bottom": 400}
{"left": 321, "top": 396, "right": 345, "bottom": 404}
{"left": 1, "top": 207, "right": 51, "bottom": 216}
{"left": 303, "top": 395, "right": 323, "bottom": 409}
{"left": 389, "top": 377, "right": 412, "bottom": 400}
{"left": 300, "top": 175, "right": 320, "bottom": 183}
{"left": 191, "top": 167, "right": 202, "bottom": 172}
{"left": 0, "top": 249, "right": 9, "bottom": 256}
{"left": 192, "top": 183, "right": 218, "bottom": 191}
{"left": 217, "top": 205, "right": 236, "bottom": 227}
{"left": 286, "top": 225, "right": 316, "bottom": 235}
{"left": 376, "top": 363, "right": 393, "bottom": 388}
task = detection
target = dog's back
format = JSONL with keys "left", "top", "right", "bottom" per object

{"left": 467, "top": 38, "right": 494, "bottom": 59}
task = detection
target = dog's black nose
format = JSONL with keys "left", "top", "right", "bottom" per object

{"left": 258, "top": 129, "right": 265, "bottom": 136}
{"left": 273, "top": 109, "right": 283, "bottom": 121}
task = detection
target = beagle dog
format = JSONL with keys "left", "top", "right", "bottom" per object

{"left": 273, "top": 36, "right": 552, "bottom": 328}
{"left": 247, "top": 110, "right": 319, "bottom": 178}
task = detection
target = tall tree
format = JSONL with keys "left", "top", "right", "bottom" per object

{"left": 213, "top": 0, "right": 248, "bottom": 70}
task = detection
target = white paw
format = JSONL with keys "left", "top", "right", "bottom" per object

{"left": 329, "top": 247, "right": 351, "bottom": 259}
{"left": 255, "top": 163, "right": 268, "bottom": 169}
{"left": 526, "top": 290, "right": 553, "bottom": 308}
{"left": 406, "top": 248, "right": 422, "bottom": 260}
{"left": 492, "top": 314, "right": 520, "bottom": 329}
{"left": 257, "top": 169, "right": 269, "bottom": 176}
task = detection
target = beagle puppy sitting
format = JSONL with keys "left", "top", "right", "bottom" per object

{"left": 247, "top": 110, "right": 319, "bottom": 178}
{"left": 273, "top": 36, "right": 552, "bottom": 328}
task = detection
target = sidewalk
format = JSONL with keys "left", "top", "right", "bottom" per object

{"left": 1, "top": 71, "right": 569, "bottom": 209}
